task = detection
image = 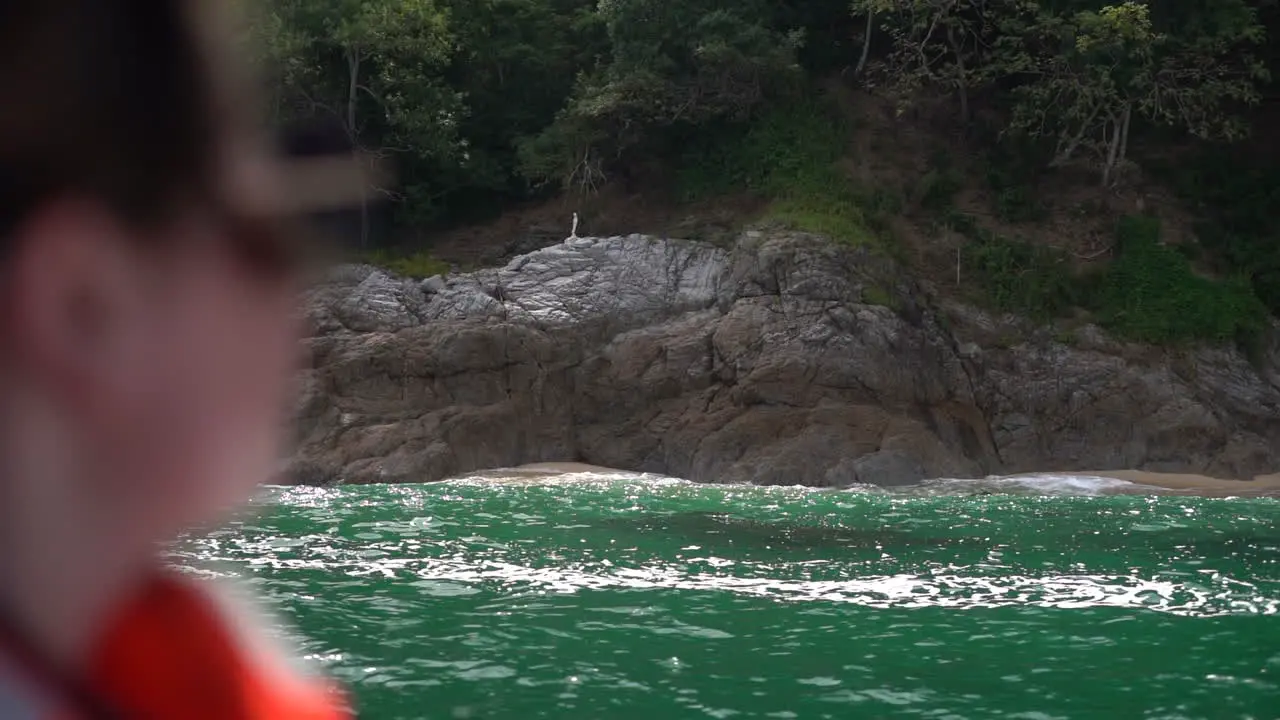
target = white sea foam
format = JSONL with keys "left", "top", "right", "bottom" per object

{"left": 451, "top": 468, "right": 683, "bottom": 485}
{"left": 457, "top": 470, "right": 1158, "bottom": 496}
{"left": 278, "top": 462, "right": 1250, "bottom": 498}
{"left": 906, "top": 473, "right": 1162, "bottom": 497}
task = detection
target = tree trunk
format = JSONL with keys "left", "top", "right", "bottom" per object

{"left": 946, "top": 25, "right": 969, "bottom": 127}
{"left": 346, "top": 48, "right": 370, "bottom": 249}
{"left": 1052, "top": 102, "right": 1104, "bottom": 167}
{"left": 346, "top": 48, "right": 360, "bottom": 138}
{"left": 1117, "top": 103, "right": 1132, "bottom": 166}
{"left": 855, "top": 11, "right": 874, "bottom": 76}
{"left": 1102, "top": 109, "right": 1124, "bottom": 187}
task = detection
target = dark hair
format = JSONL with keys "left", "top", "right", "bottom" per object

{"left": 0, "top": 1, "right": 221, "bottom": 256}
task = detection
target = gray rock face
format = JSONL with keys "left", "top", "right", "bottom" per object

{"left": 290, "top": 232, "right": 1280, "bottom": 485}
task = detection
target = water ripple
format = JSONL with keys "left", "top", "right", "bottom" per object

{"left": 173, "top": 477, "right": 1280, "bottom": 719}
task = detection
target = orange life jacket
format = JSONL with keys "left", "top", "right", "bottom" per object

{"left": 0, "top": 573, "right": 352, "bottom": 719}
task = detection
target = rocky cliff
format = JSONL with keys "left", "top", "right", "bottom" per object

{"left": 290, "top": 232, "right": 1280, "bottom": 486}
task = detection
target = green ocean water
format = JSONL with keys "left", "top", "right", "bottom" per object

{"left": 173, "top": 474, "right": 1280, "bottom": 719}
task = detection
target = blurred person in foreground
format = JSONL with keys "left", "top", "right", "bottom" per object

{"left": 0, "top": 2, "right": 364, "bottom": 717}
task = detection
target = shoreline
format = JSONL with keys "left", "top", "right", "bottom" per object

{"left": 1061, "top": 470, "right": 1280, "bottom": 497}
{"left": 454, "top": 462, "right": 635, "bottom": 480}
{"left": 457, "top": 462, "right": 1280, "bottom": 497}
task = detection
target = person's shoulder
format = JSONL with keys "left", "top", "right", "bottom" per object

{"left": 163, "top": 573, "right": 354, "bottom": 719}
{"left": 176, "top": 575, "right": 313, "bottom": 678}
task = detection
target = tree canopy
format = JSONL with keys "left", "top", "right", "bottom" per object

{"left": 249, "top": 0, "right": 1275, "bottom": 222}
{"left": 249, "top": 0, "right": 1280, "bottom": 335}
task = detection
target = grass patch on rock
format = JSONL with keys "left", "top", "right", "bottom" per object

{"left": 860, "top": 284, "right": 897, "bottom": 309}
{"left": 361, "top": 249, "right": 452, "bottom": 279}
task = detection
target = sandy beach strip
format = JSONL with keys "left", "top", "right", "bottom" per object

{"left": 1062, "top": 470, "right": 1280, "bottom": 497}
{"left": 454, "top": 462, "right": 636, "bottom": 481}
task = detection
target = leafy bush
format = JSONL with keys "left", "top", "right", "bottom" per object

{"left": 1159, "top": 150, "right": 1280, "bottom": 317}
{"left": 982, "top": 131, "right": 1051, "bottom": 223}
{"left": 1089, "top": 215, "right": 1268, "bottom": 346}
{"left": 675, "top": 98, "right": 880, "bottom": 245}
{"left": 676, "top": 99, "right": 848, "bottom": 198}
{"left": 918, "top": 149, "right": 964, "bottom": 215}
{"left": 962, "top": 226, "right": 1078, "bottom": 320}
{"left": 960, "top": 213, "right": 1268, "bottom": 348}
{"left": 992, "top": 185, "right": 1047, "bottom": 223}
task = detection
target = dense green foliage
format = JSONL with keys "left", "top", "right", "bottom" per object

{"left": 1157, "top": 149, "right": 1280, "bottom": 317}
{"left": 517, "top": 0, "right": 803, "bottom": 193}
{"left": 250, "top": 0, "right": 1280, "bottom": 345}
{"left": 1094, "top": 216, "right": 1269, "bottom": 346}
{"left": 960, "top": 224, "right": 1079, "bottom": 321}
{"left": 855, "top": 0, "right": 1268, "bottom": 183}
{"left": 958, "top": 212, "right": 1268, "bottom": 346}
{"left": 674, "top": 100, "right": 894, "bottom": 247}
